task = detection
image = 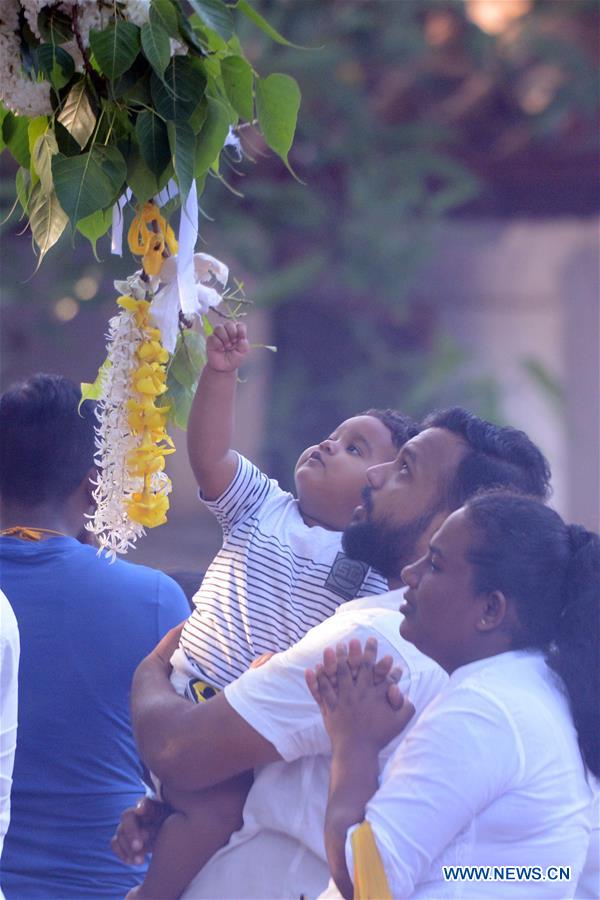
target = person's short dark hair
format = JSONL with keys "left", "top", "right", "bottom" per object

{"left": 422, "top": 407, "right": 551, "bottom": 508}
{"left": 362, "top": 408, "right": 419, "bottom": 451}
{"left": 0, "top": 374, "right": 95, "bottom": 505}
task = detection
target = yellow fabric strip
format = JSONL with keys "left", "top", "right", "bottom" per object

{"left": 0, "top": 526, "right": 66, "bottom": 541}
{"left": 352, "top": 820, "right": 392, "bottom": 900}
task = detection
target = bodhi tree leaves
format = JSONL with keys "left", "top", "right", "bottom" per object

{"left": 1, "top": 0, "right": 302, "bottom": 263}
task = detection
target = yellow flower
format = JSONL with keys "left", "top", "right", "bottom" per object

{"left": 126, "top": 489, "right": 170, "bottom": 528}
{"left": 117, "top": 295, "right": 151, "bottom": 327}
{"left": 127, "top": 203, "right": 178, "bottom": 277}
{"left": 131, "top": 362, "right": 167, "bottom": 397}
{"left": 126, "top": 399, "right": 170, "bottom": 436}
{"left": 137, "top": 339, "right": 169, "bottom": 365}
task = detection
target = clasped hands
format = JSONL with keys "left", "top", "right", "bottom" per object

{"left": 305, "top": 637, "right": 415, "bottom": 753}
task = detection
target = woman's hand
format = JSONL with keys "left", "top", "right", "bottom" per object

{"left": 306, "top": 637, "right": 415, "bottom": 754}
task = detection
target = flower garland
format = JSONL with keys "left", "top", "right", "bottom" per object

{"left": 88, "top": 293, "right": 174, "bottom": 559}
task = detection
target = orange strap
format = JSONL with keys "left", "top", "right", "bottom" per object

{"left": 0, "top": 526, "right": 67, "bottom": 541}
{"left": 352, "top": 821, "right": 392, "bottom": 900}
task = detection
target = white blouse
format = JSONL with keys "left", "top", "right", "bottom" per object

{"left": 344, "top": 650, "right": 595, "bottom": 898}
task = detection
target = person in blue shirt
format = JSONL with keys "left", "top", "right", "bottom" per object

{"left": 0, "top": 374, "right": 189, "bottom": 899}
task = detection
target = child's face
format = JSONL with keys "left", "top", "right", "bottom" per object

{"left": 294, "top": 415, "right": 397, "bottom": 531}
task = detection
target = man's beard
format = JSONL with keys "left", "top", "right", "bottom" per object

{"left": 342, "top": 488, "right": 438, "bottom": 580}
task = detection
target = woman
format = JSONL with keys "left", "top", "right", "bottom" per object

{"left": 306, "top": 492, "right": 599, "bottom": 898}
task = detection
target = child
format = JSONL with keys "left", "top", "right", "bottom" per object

{"left": 131, "top": 321, "right": 417, "bottom": 898}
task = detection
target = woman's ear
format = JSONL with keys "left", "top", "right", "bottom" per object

{"left": 476, "top": 590, "right": 509, "bottom": 632}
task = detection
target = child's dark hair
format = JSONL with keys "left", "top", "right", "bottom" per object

{"left": 465, "top": 491, "right": 599, "bottom": 777}
{"left": 422, "top": 407, "right": 551, "bottom": 507}
{"left": 362, "top": 408, "right": 419, "bottom": 451}
{"left": 0, "top": 374, "right": 95, "bottom": 505}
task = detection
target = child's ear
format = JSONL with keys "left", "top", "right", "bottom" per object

{"left": 476, "top": 590, "right": 509, "bottom": 632}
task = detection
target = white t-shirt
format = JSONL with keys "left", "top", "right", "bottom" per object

{"left": 0, "top": 590, "right": 19, "bottom": 868}
{"left": 337, "top": 650, "right": 595, "bottom": 899}
{"left": 181, "top": 590, "right": 448, "bottom": 899}
{"left": 178, "top": 454, "right": 389, "bottom": 689}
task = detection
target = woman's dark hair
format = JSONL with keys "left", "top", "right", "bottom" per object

{"left": 464, "top": 491, "right": 599, "bottom": 776}
{"left": 0, "top": 374, "right": 95, "bottom": 505}
{"left": 361, "top": 408, "right": 419, "bottom": 451}
{"left": 422, "top": 407, "right": 552, "bottom": 507}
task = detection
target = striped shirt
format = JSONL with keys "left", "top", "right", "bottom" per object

{"left": 178, "top": 454, "right": 389, "bottom": 689}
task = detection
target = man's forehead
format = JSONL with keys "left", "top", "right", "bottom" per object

{"left": 403, "top": 427, "right": 467, "bottom": 470}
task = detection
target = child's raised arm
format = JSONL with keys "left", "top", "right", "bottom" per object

{"left": 187, "top": 321, "right": 250, "bottom": 500}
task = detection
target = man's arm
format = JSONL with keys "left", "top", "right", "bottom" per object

{"left": 186, "top": 321, "right": 249, "bottom": 500}
{"left": 131, "top": 626, "right": 281, "bottom": 792}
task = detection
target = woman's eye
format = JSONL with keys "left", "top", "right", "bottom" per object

{"left": 430, "top": 559, "right": 440, "bottom": 573}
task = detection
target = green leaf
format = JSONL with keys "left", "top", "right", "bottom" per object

{"left": 135, "top": 110, "right": 171, "bottom": 177}
{"left": 52, "top": 145, "right": 126, "bottom": 224}
{"left": 170, "top": 329, "right": 206, "bottom": 387}
{"left": 151, "top": 56, "right": 207, "bottom": 121}
{"left": 37, "top": 6, "right": 72, "bottom": 44}
{"left": 221, "top": 55, "right": 254, "bottom": 122}
{"left": 141, "top": 19, "right": 171, "bottom": 78}
{"left": 188, "top": 0, "right": 233, "bottom": 41}
{"left": 90, "top": 21, "right": 141, "bottom": 81}
{"left": 3, "top": 113, "right": 30, "bottom": 167}
{"left": 80, "top": 359, "right": 111, "bottom": 411}
{"left": 15, "top": 168, "right": 31, "bottom": 214}
{"left": 150, "top": 0, "right": 181, "bottom": 40}
{"left": 236, "top": 0, "right": 308, "bottom": 49}
{"left": 57, "top": 80, "right": 97, "bottom": 149}
{"left": 163, "top": 330, "right": 206, "bottom": 428}
{"left": 27, "top": 117, "right": 48, "bottom": 159}
{"left": 168, "top": 120, "right": 196, "bottom": 200}
{"left": 29, "top": 183, "right": 69, "bottom": 268}
{"left": 31, "top": 130, "right": 58, "bottom": 193}
{"left": 77, "top": 207, "right": 112, "bottom": 258}
{"left": 256, "top": 74, "right": 301, "bottom": 175}
{"left": 194, "top": 96, "right": 230, "bottom": 177}
{"left": 126, "top": 140, "right": 161, "bottom": 204}
{"left": 36, "top": 43, "right": 75, "bottom": 89}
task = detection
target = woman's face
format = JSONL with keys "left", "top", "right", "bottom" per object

{"left": 399, "top": 507, "right": 486, "bottom": 673}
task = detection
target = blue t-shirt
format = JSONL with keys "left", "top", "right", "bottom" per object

{"left": 0, "top": 536, "right": 189, "bottom": 899}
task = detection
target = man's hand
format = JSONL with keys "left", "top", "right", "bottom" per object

{"left": 305, "top": 637, "right": 414, "bottom": 753}
{"left": 111, "top": 796, "right": 169, "bottom": 866}
{"left": 206, "top": 322, "right": 249, "bottom": 373}
{"left": 147, "top": 621, "right": 186, "bottom": 671}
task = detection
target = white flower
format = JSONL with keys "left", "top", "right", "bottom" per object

{"left": 87, "top": 301, "right": 171, "bottom": 559}
{"left": 120, "top": 0, "right": 150, "bottom": 27}
{"left": 114, "top": 270, "right": 153, "bottom": 301}
{"left": 149, "top": 253, "right": 229, "bottom": 353}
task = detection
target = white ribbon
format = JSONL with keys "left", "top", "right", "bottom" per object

{"left": 176, "top": 180, "right": 199, "bottom": 318}
{"left": 110, "top": 190, "right": 131, "bottom": 256}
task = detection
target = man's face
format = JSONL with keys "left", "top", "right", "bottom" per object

{"left": 342, "top": 428, "right": 467, "bottom": 579}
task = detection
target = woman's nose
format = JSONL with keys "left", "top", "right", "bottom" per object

{"left": 401, "top": 559, "right": 420, "bottom": 588}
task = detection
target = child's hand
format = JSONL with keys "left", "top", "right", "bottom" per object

{"left": 206, "top": 322, "right": 249, "bottom": 373}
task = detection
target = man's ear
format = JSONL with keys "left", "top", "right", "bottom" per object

{"left": 476, "top": 590, "right": 509, "bottom": 633}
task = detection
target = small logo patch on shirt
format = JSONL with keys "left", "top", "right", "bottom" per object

{"left": 185, "top": 678, "right": 220, "bottom": 704}
{"left": 325, "top": 552, "right": 369, "bottom": 600}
